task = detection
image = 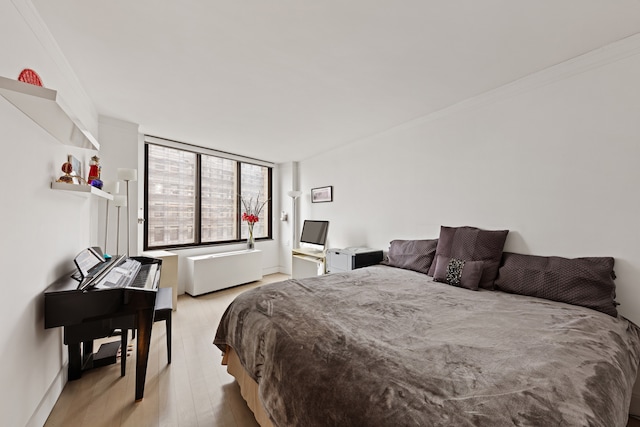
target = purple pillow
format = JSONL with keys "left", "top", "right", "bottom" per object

{"left": 432, "top": 255, "right": 484, "bottom": 291}
{"left": 381, "top": 239, "right": 438, "bottom": 274}
{"left": 427, "top": 226, "right": 509, "bottom": 289}
{"left": 494, "top": 252, "right": 618, "bottom": 317}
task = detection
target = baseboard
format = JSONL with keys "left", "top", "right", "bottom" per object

{"left": 277, "top": 266, "right": 291, "bottom": 276}
{"left": 25, "top": 364, "right": 67, "bottom": 427}
{"left": 262, "top": 266, "right": 282, "bottom": 276}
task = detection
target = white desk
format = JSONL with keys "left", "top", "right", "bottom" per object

{"left": 292, "top": 248, "right": 326, "bottom": 279}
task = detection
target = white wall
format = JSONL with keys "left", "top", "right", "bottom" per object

{"left": 0, "top": 1, "right": 100, "bottom": 426}
{"left": 299, "top": 36, "right": 640, "bottom": 325}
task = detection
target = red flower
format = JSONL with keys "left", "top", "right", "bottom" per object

{"left": 242, "top": 212, "right": 259, "bottom": 224}
{"left": 240, "top": 194, "right": 268, "bottom": 228}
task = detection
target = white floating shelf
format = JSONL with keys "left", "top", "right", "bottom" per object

{"left": 0, "top": 76, "right": 99, "bottom": 150}
{"left": 51, "top": 181, "right": 114, "bottom": 200}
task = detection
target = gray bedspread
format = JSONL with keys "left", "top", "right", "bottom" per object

{"left": 214, "top": 265, "right": 640, "bottom": 427}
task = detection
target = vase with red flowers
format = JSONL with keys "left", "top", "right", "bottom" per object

{"left": 241, "top": 194, "right": 268, "bottom": 250}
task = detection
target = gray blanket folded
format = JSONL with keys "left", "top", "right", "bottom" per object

{"left": 215, "top": 265, "right": 640, "bottom": 427}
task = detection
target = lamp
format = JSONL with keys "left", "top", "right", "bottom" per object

{"left": 113, "top": 195, "right": 127, "bottom": 256}
{"left": 287, "top": 190, "right": 302, "bottom": 248}
{"left": 117, "top": 168, "right": 137, "bottom": 256}
{"left": 101, "top": 181, "right": 120, "bottom": 259}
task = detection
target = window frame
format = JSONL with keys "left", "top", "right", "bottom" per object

{"left": 143, "top": 137, "right": 273, "bottom": 251}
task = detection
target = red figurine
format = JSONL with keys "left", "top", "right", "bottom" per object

{"left": 87, "top": 155, "right": 103, "bottom": 189}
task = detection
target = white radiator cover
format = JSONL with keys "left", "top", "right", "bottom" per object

{"left": 185, "top": 249, "right": 263, "bottom": 296}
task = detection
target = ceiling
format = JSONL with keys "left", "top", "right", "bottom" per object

{"left": 33, "top": 0, "right": 640, "bottom": 164}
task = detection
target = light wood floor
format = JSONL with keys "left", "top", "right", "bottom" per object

{"left": 44, "top": 273, "right": 289, "bottom": 427}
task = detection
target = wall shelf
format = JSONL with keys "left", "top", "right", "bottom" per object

{"left": 0, "top": 76, "right": 99, "bottom": 150}
{"left": 51, "top": 182, "right": 113, "bottom": 200}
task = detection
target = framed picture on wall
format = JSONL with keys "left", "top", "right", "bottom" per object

{"left": 67, "top": 154, "right": 83, "bottom": 185}
{"left": 67, "top": 154, "right": 82, "bottom": 178}
{"left": 311, "top": 186, "right": 333, "bottom": 203}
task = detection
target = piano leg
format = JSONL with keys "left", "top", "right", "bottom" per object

{"left": 134, "top": 308, "right": 154, "bottom": 401}
{"left": 121, "top": 329, "right": 127, "bottom": 377}
{"left": 82, "top": 340, "right": 94, "bottom": 366}
{"left": 67, "top": 340, "right": 94, "bottom": 380}
{"left": 68, "top": 342, "right": 82, "bottom": 380}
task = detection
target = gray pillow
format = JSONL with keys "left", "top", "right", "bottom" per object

{"left": 427, "top": 226, "right": 509, "bottom": 289}
{"left": 432, "top": 255, "right": 484, "bottom": 291}
{"left": 381, "top": 239, "right": 438, "bottom": 274}
{"left": 494, "top": 252, "right": 618, "bottom": 317}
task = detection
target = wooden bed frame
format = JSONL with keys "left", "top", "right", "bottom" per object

{"left": 223, "top": 346, "right": 274, "bottom": 427}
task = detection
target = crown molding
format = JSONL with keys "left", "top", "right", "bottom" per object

{"left": 360, "top": 32, "right": 640, "bottom": 143}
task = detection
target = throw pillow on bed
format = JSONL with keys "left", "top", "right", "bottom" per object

{"left": 427, "top": 226, "right": 509, "bottom": 289}
{"left": 381, "top": 239, "right": 438, "bottom": 274}
{"left": 432, "top": 255, "right": 484, "bottom": 290}
{"left": 494, "top": 252, "right": 618, "bottom": 317}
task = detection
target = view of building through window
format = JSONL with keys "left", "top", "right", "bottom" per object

{"left": 145, "top": 142, "right": 271, "bottom": 249}
{"left": 147, "top": 144, "right": 197, "bottom": 246}
{"left": 201, "top": 155, "right": 237, "bottom": 242}
{"left": 240, "top": 163, "right": 270, "bottom": 239}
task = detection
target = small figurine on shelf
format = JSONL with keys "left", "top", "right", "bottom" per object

{"left": 18, "top": 68, "right": 44, "bottom": 87}
{"left": 56, "top": 162, "right": 75, "bottom": 184}
{"left": 57, "top": 161, "right": 87, "bottom": 184}
{"left": 87, "top": 155, "right": 103, "bottom": 189}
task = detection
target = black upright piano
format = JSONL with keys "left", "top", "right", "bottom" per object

{"left": 44, "top": 255, "right": 162, "bottom": 401}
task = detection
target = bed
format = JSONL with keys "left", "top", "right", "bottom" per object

{"left": 214, "top": 226, "right": 640, "bottom": 426}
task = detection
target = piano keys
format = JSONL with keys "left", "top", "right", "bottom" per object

{"left": 44, "top": 255, "right": 162, "bottom": 401}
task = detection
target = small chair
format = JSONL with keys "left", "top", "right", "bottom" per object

{"left": 120, "top": 287, "right": 173, "bottom": 376}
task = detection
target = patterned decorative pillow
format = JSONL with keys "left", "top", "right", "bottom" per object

{"left": 432, "top": 255, "right": 484, "bottom": 291}
{"left": 494, "top": 252, "right": 618, "bottom": 317}
{"left": 381, "top": 239, "right": 438, "bottom": 274}
{"left": 427, "top": 226, "right": 509, "bottom": 289}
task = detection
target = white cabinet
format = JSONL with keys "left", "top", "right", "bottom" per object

{"left": 186, "top": 250, "right": 262, "bottom": 296}
{"left": 142, "top": 250, "right": 178, "bottom": 310}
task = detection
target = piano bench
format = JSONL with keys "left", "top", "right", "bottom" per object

{"left": 120, "top": 287, "right": 173, "bottom": 376}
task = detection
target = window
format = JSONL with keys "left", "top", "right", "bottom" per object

{"left": 144, "top": 138, "right": 272, "bottom": 250}
{"left": 240, "top": 163, "right": 270, "bottom": 239}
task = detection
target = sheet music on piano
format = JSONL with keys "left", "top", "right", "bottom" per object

{"left": 95, "top": 257, "right": 141, "bottom": 289}
{"left": 73, "top": 248, "right": 159, "bottom": 291}
{"left": 95, "top": 260, "right": 158, "bottom": 291}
